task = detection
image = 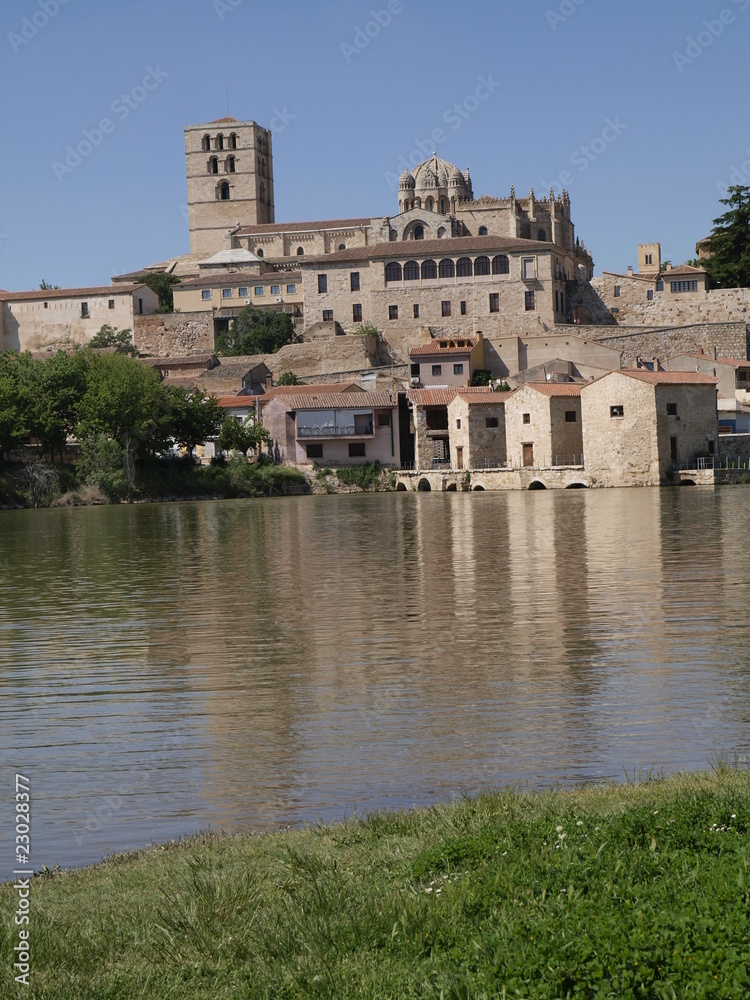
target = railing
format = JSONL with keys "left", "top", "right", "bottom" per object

{"left": 297, "top": 425, "right": 373, "bottom": 438}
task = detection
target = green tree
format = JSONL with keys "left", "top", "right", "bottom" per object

{"left": 277, "top": 371, "right": 303, "bottom": 386}
{"left": 28, "top": 349, "right": 90, "bottom": 461}
{"left": 701, "top": 185, "right": 750, "bottom": 288}
{"left": 88, "top": 324, "right": 137, "bottom": 356}
{"left": 471, "top": 369, "right": 492, "bottom": 386}
{"left": 165, "top": 387, "right": 223, "bottom": 456}
{"left": 0, "top": 352, "right": 33, "bottom": 460}
{"left": 141, "top": 272, "right": 181, "bottom": 313}
{"left": 216, "top": 308, "right": 295, "bottom": 356}
{"left": 39, "top": 279, "right": 60, "bottom": 290}
{"left": 217, "top": 415, "right": 270, "bottom": 457}
{"left": 354, "top": 322, "right": 381, "bottom": 340}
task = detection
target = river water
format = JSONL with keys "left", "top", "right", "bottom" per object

{"left": 1, "top": 488, "right": 749, "bottom": 877}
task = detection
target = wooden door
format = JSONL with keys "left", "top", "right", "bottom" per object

{"left": 523, "top": 443, "right": 534, "bottom": 467}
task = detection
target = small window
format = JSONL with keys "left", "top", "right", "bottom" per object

{"left": 460, "top": 301, "right": 467, "bottom": 316}
{"left": 489, "top": 293, "right": 499, "bottom": 313}
{"left": 454, "top": 364, "right": 464, "bottom": 375}
{"left": 486, "top": 417, "right": 499, "bottom": 428}
{"left": 353, "top": 303, "right": 363, "bottom": 322}
{"left": 323, "top": 309, "right": 333, "bottom": 321}
{"left": 441, "top": 300, "right": 451, "bottom": 317}
{"left": 565, "top": 410, "right": 577, "bottom": 423}
{"left": 614, "top": 285, "right": 620, "bottom": 297}
{"left": 270, "top": 285, "right": 280, "bottom": 295}
{"left": 350, "top": 272, "right": 360, "bottom": 291}
{"left": 349, "top": 442, "right": 366, "bottom": 457}
{"left": 338, "top": 243, "right": 346, "bottom": 251}
{"left": 478, "top": 226, "right": 488, "bottom": 236}
{"left": 667, "top": 403, "right": 677, "bottom": 416}
{"left": 219, "top": 181, "right": 230, "bottom": 200}
{"left": 610, "top": 405, "right": 624, "bottom": 418}
{"left": 537, "top": 229, "right": 546, "bottom": 241}
{"left": 201, "top": 289, "right": 211, "bottom": 300}
{"left": 286, "top": 284, "right": 296, "bottom": 294}
{"left": 555, "top": 289, "right": 559, "bottom": 312}
{"left": 413, "top": 304, "right": 420, "bottom": 319}
{"left": 645, "top": 253, "right": 652, "bottom": 265}
{"left": 524, "top": 290, "right": 535, "bottom": 311}
{"left": 432, "top": 365, "right": 442, "bottom": 376}
{"left": 81, "top": 302, "right": 89, "bottom": 318}
{"left": 522, "top": 413, "right": 530, "bottom": 424}
{"left": 238, "top": 287, "right": 248, "bottom": 297}
{"left": 318, "top": 274, "right": 327, "bottom": 293}
{"left": 254, "top": 286, "right": 264, "bottom": 296}
{"left": 656, "top": 278, "right": 663, "bottom": 291}
{"left": 522, "top": 258, "right": 535, "bottom": 280}
{"left": 389, "top": 305, "right": 398, "bottom": 320}
{"left": 306, "top": 443, "right": 323, "bottom": 459}
{"left": 257, "top": 248, "right": 264, "bottom": 258}
{"left": 297, "top": 246, "right": 304, "bottom": 256}
{"left": 647, "top": 289, "right": 653, "bottom": 300}
{"left": 222, "top": 288, "right": 232, "bottom": 298}
{"left": 456, "top": 418, "right": 462, "bottom": 429}
{"left": 377, "top": 412, "right": 391, "bottom": 426}
{"left": 108, "top": 299, "right": 115, "bottom": 309}
{"left": 43, "top": 302, "right": 48, "bottom": 308}
{"left": 414, "top": 225, "right": 424, "bottom": 240}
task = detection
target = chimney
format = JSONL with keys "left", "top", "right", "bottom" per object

{"left": 627, "top": 265, "right": 633, "bottom": 276}
{"left": 653, "top": 357, "right": 660, "bottom": 371}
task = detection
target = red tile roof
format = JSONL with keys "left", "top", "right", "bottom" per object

{"left": 520, "top": 381, "right": 583, "bottom": 396}
{"left": 409, "top": 339, "right": 477, "bottom": 357}
{"left": 407, "top": 386, "right": 493, "bottom": 406}
{"left": 668, "top": 352, "right": 750, "bottom": 368}
{"left": 176, "top": 269, "right": 301, "bottom": 291}
{"left": 0, "top": 283, "right": 145, "bottom": 302}
{"left": 215, "top": 396, "right": 257, "bottom": 408}
{"left": 258, "top": 382, "right": 363, "bottom": 404}
{"left": 308, "top": 234, "right": 556, "bottom": 265}
{"left": 620, "top": 370, "right": 718, "bottom": 385}
{"left": 456, "top": 390, "right": 513, "bottom": 404}
{"left": 278, "top": 391, "right": 397, "bottom": 410}
{"left": 235, "top": 218, "right": 372, "bottom": 235}
{"left": 663, "top": 264, "right": 706, "bottom": 275}
{"left": 210, "top": 117, "right": 239, "bottom": 123}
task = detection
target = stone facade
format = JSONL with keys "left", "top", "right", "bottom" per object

{"left": 588, "top": 322, "right": 750, "bottom": 368}
{"left": 173, "top": 268, "right": 303, "bottom": 322}
{"left": 446, "top": 395, "right": 509, "bottom": 469}
{"left": 134, "top": 312, "right": 213, "bottom": 356}
{"left": 505, "top": 384, "right": 583, "bottom": 469}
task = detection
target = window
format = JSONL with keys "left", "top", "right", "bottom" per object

{"left": 525, "top": 290, "right": 535, "bottom": 311}
{"left": 215, "top": 134, "right": 224, "bottom": 150}
{"left": 474, "top": 255, "right": 490, "bottom": 275}
{"left": 270, "top": 285, "right": 280, "bottom": 294}
{"left": 350, "top": 272, "right": 360, "bottom": 291}
{"left": 286, "top": 284, "right": 296, "bottom": 294}
{"left": 413, "top": 304, "right": 420, "bottom": 318}
{"left": 349, "top": 442, "right": 366, "bottom": 457}
{"left": 228, "top": 133, "right": 237, "bottom": 149}
{"left": 456, "top": 418, "right": 462, "bottom": 429}
{"left": 610, "top": 405, "right": 624, "bottom": 418}
{"left": 338, "top": 243, "right": 346, "bottom": 251}
{"left": 388, "top": 305, "right": 398, "bottom": 320}
{"left": 647, "top": 289, "right": 653, "bottom": 300}
{"left": 667, "top": 403, "right": 677, "bottom": 416}
{"left": 537, "top": 229, "right": 546, "bottom": 241}
{"left": 555, "top": 289, "right": 559, "bottom": 312}
{"left": 454, "top": 364, "right": 464, "bottom": 375}
{"left": 257, "top": 248, "right": 264, "bottom": 257}
{"left": 353, "top": 303, "right": 362, "bottom": 322}
{"left": 478, "top": 226, "right": 488, "bottom": 236}
{"left": 317, "top": 274, "right": 327, "bottom": 293}
{"left": 201, "top": 289, "right": 211, "bottom": 300}
{"left": 486, "top": 416, "right": 499, "bottom": 428}
{"left": 385, "top": 261, "right": 402, "bottom": 283}
{"left": 460, "top": 301, "right": 467, "bottom": 316}
{"left": 522, "top": 258, "right": 536, "bottom": 280}
{"left": 656, "top": 278, "right": 663, "bottom": 291}
{"left": 614, "top": 285, "right": 620, "bottom": 297}
{"left": 404, "top": 260, "right": 420, "bottom": 281}
{"left": 439, "top": 258, "right": 455, "bottom": 278}
{"left": 208, "top": 156, "right": 218, "bottom": 174}
{"left": 560, "top": 292, "right": 564, "bottom": 313}
{"left": 492, "top": 255, "right": 509, "bottom": 275}
{"left": 489, "top": 293, "right": 499, "bottom": 313}
{"left": 81, "top": 302, "right": 89, "bottom": 318}
{"left": 43, "top": 302, "right": 48, "bottom": 308}
{"left": 441, "top": 300, "right": 451, "bottom": 317}
{"left": 202, "top": 134, "right": 211, "bottom": 151}
{"left": 565, "top": 410, "right": 577, "bottom": 423}
{"left": 222, "top": 288, "right": 232, "bottom": 298}
{"left": 432, "top": 365, "right": 442, "bottom": 376}
{"left": 323, "top": 309, "right": 333, "bottom": 321}
{"left": 226, "top": 155, "right": 236, "bottom": 173}
{"left": 456, "top": 257, "right": 473, "bottom": 277}
{"left": 306, "top": 443, "right": 323, "bottom": 459}
{"left": 377, "top": 412, "right": 391, "bottom": 426}
{"left": 108, "top": 299, "right": 115, "bottom": 309}
{"left": 238, "top": 287, "right": 248, "bottom": 297}
{"left": 414, "top": 225, "right": 424, "bottom": 240}
{"left": 297, "top": 246, "right": 304, "bottom": 256}
{"left": 645, "top": 253, "right": 653, "bottom": 265}
{"left": 421, "top": 259, "right": 437, "bottom": 279}
{"left": 671, "top": 280, "right": 698, "bottom": 293}
{"left": 522, "top": 413, "right": 530, "bottom": 424}
{"left": 254, "top": 286, "right": 264, "bottom": 296}
{"left": 219, "top": 181, "right": 230, "bottom": 200}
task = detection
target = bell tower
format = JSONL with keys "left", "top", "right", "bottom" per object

{"left": 185, "top": 117, "right": 275, "bottom": 256}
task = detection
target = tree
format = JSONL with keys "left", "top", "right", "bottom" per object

{"left": 700, "top": 185, "right": 750, "bottom": 288}
{"left": 215, "top": 308, "right": 295, "bottom": 356}
{"left": 165, "top": 387, "right": 223, "bottom": 456}
{"left": 0, "top": 352, "right": 33, "bottom": 460}
{"left": 28, "top": 349, "right": 90, "bottom": 461}
{"left": 39, "top": 279, "right": 60, "bottom": 290}
{"left": 88, "top": 324, "right": 137, "bottom": 356}
{"left": 140, "top": 272, "right": 181, "bottom": 313}
{"left": 471, "top": 369, "right": 492, "bottom": 387}
{"left": 277, "top": 371, "right": 303, "bottom": 386}
{"left": 217, "top": 415, "right": 270, "bottom": 457}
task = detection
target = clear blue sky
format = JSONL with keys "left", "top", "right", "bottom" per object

{"left": 1, "top": 0, "right": 748, "bottom": 290}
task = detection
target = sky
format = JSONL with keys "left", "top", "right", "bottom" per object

{"left": 0, "top": 0, "right": 748, "bottom": 291}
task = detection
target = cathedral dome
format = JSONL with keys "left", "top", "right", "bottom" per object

{"left": 399, "top": 170, "right": 415, "bottom": 188}
{"left": 411, "top": 156, "right": 472, "bottom": 199}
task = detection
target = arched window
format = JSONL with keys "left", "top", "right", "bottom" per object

{"left": 296, "top": 246, "right": 304, "bottom": 256}
{"left": 421, "top": 259, "right": 437, "bottom": 279}
{"left": 201, "top": 134, "right": 211, "bottom": 151}
{"left": 426, "top": 197, "right": 433, "bottom": 212}
{"left": 385, "top": 261, "right": 403, "bottom": 283}
{"left": 215, "top": 134, "right": 224, "bottom": 150}
{"left": 437, "top": 227, "right": 446, "bottom": 238}
{"left": 338, "top": 243, "right": 346, "bottom": 251}
{"left": 456, "top": 257, "right": 473, "bottom": 277}
{"left": 439, "top": 258, "right": 455, "bottom": 279}
{"left": 257, "top": 248, "right": 264, "bottom": 257}
{"left": 226, "top": 156, "right": 236, "bottom": 173}
{"left": 537, "top": 229, "right": 546, "bottom": 241}
{"left": 228, "top": 133, "right": 237, "bottom": 149}
{"left": 218, "top": 181, "right": 230, "bottom": 200}
{"left": 440, "top": 199, "right": 445, "bottom": 213}
{"left": 413, "top": 225, "right": 424, "bottom": 240}
{"left": 404, "top": 260, "right": 420, "bottom": 281}
{"left": 474, "top": 256, "right": 491, "bottom": 276}
{"left": 478, "top": 226, "right": 488, "bottom": 236}
{"left": 208, "top": 156, "right": 218, "bottom": 174}
{"left": 492, "top": 255, "right": 509, "bottom": 275}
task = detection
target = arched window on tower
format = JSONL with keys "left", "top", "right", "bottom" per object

{"left": 404, "top": 260, "right": 420, "bottom": 281}
{"left": 456, "top": 257, "right": 473, "bottom": 277}
{"left": 537, "top": 229, "right": 546, "bottom": 241}
{"left": 421, "top": 259, "right": 437, "bottom": 279}
{"left": 226, "top": 156, "right": 236, "bottom": 173}
{"left": 439, "top": 258, "right": 455, "bottom": 279}
{"left": 478, "top": 226, "right": 488, "bottom": 236}
{"left": 425, "top": 197, "right": 433, "bottom": 212}
{"left": 474, "top": 256, "right": 491, "bottom": 276}
{"left": 202, "top": 134, "right": 211, "bottom": 151}
{"left": 215, "top": 134, "right": 224, "bottom": 151}
{"left": 338, "top": 243, "right": 346, "bottom": 251}
{"left": 385, "top": 261, "right": 403, "bottom": 283}
{"left": 440, "top": 199, "right": 446, "bottom": 214}
{"left": 228, "top": 133, "right": 237, "bottom": 149}
{"left": 492, "top": 255, "right": 509, "bottom": 275}
{"left": 297, "top": 246, "right": 305, "bottom": 256}
{"left": 218, "top": 181, "right": 230, "bottom": 200}
{"left": 208, "top": 157, "right": 218, "bottom": 174}
{"left": 413, "top": 225, "right": 424, "bottom": 240}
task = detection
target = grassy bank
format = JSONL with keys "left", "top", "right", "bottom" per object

{"left": 2, "top": 768, "right": 749, "bottom": 998}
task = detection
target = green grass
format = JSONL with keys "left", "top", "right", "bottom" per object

{"left": 334, "top": 461, "right": 384, "bottom": 491}
{"left": 2, "top": 769, "right": 750, "bottom": 998}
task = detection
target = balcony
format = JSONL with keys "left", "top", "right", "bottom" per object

{"left": 297, "top": 423, "right": 373, "bottom": 439}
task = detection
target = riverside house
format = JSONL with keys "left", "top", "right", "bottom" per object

{"left": 504, "top": 382, "right": 584, "bottom": 469}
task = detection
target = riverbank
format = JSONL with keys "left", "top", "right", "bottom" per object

{"left": 2, "top": 767, "right": 748, "bottom": 998}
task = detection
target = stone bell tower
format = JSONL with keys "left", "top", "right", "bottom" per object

{"left": 185, "top": 116, "right": 275, "bottom": 256}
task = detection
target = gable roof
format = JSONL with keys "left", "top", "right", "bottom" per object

{"left": 275, "top": 391, "right": 397, "bottom": 410}
{"left": 407, "top": 386, "right": 494, "bottom": 406}
{"left": 454, "top": 390, "right": 513, "bottom": 405}
{"left": 0, "top": 283, "right": 145, "bottom": 302}
{"left": 409, "top": 339, "right": 477, "bottom": 358}
{"left": 519, "top": 381, "right": 583, "bottom": 397}
{"left": 235, "top": 218, "right": 372, "bottom": 236}
{"left": 307, "top": 234, "right": 556, "bottom": 265}
{"left": 667, "top": 352, "right": 750, "bottom": 368}
{"left": 258, "top": 382, "right": 363, "bottom": 403}
{"left": 663, "top": 264, "right": 707, "bottom": 276}
{"left": 620, "top": 370, "right": 718, "bottom": 385}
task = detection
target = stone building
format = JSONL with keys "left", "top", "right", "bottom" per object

{"left": 408, "top": 336, "right": 483, "bottom": 387}
{"left": 407, "top": 386, "right": 495, "bottom": 469}
{"left": 504, "top": 383, "right": 583, "bottom": 469}
{"left": 446, "top": 393, "right": 511, "bottom": 470}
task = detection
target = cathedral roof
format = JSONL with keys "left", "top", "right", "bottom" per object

{"left": 305, "top": 234, "right": 556, "bottom": 264}
{"left": 234, "top": 218, "right": 371, "bottom": 235}
{"left": 411, "top": 156, "right": 470, "bottom": 191}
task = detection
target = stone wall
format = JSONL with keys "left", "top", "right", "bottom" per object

{"left": 568, "top": 322, "right": 750, "bottom": 368}
{"left": 718, "top": 433, "right": 750, "bottom": 463}
{"left": 134, "top": 312, "right": 214, "bottom": 356}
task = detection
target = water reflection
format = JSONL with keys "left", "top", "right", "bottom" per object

{"left": 1, "top": 488, "right": 750, "bottom": 876}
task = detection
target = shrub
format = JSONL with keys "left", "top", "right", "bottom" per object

{"left": 335, "top": 461, "right": 383, "bottom": 491}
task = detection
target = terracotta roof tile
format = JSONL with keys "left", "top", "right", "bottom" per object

{"left": 0, "top": 283, "right": 145, "bottom": 302}
{"left": 215, "top": 396, "right": 257, "bottom": 408}
{"left": 258, "top": 382, "right": 363, "bottom": 403}
{"left": 663, "top": 264, "right": 706, "bottom": 275}
{"left": 407, "top": 386, "right": 493, "bottom": 406}
{"left": 409, "top": 339, "right": 477, "bottom": 357}
{"left": 277, "top": 391, "right": 397, "bottom": 410}
{"left": 235, "top": 218, "right": 372, "bottom": 235}
{"left": 307, "top": 234, "right": 555, "bottom": 265}
{"left": 455, "top": 390, "right": 513, "bottom": 404}
{"left": 620, "top": 370, "right": 718, "bottom": 385}
{"left": 520, "top": 381, "right": 583, "bottom": 396}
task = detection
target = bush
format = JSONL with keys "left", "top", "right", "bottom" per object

{"left": 335, "top": 461, "right": 383, "bottom": 491}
